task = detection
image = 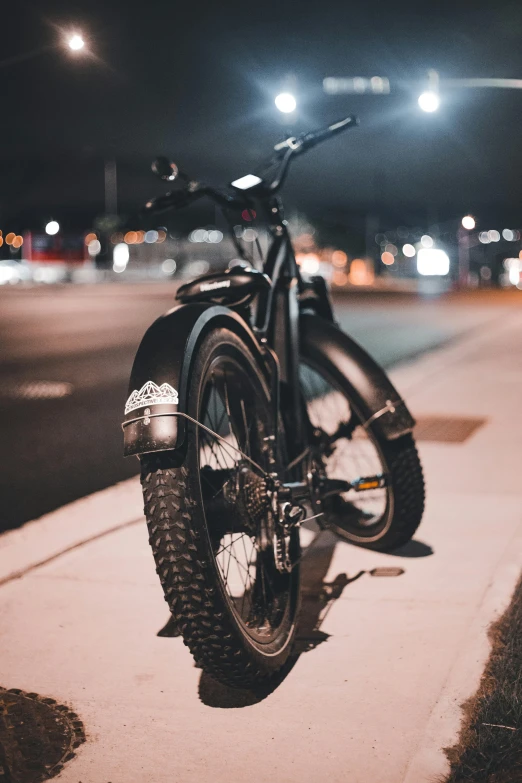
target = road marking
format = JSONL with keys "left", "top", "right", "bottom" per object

{"left": 0, "top": 381, "right": 73, "bottom": 400}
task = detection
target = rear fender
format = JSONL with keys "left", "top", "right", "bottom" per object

{"left": 122, "top": 303, "right": 265, "bottom": 458}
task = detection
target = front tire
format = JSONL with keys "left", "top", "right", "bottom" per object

{"left": 300, "top": 337, "right": 425, "bottom": 552}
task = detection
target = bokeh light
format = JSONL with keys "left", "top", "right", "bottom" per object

{"left": 68, "top": 34, "right": 85, "bottom": 51}
{"left": 418, "top": 91, "right": 440, "bottom": 112}
{"left": 332, "top": 250, "right": 348, "bottom": 268}
{"left": 45, "top": 221, "right": 59, "bottom": 236}
{"left": 275, "top": 93, "right": 297, "bottom": 113}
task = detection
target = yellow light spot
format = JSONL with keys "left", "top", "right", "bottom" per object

{"left": 6, "top": 232, "right": 15, "bottom": 245}
{"left": 0, "top": 237, "right": 3, "bottom": 247}
{"left": 124, "top": 231, "right": 138, "bottom": 244}
{"left": 381, "top": 251, "right": 394, "bottom": 265}
{"left": 12, "top": 235, "right": 23, "bottom": 249}
{"left": 135, "top": 230, "right": 145, "bottom": 244}
{"left": 332, "top": 250, "right": 348, "bottom": 268}
{"left": 85, "top": 232, "right": 97, "bottom": 244}
{"left": 333, "top": 270, "right": 349, "bottom": 286}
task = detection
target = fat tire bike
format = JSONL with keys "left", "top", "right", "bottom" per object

{"left": 123, "top": 116, "right": 425, "bottom": 688}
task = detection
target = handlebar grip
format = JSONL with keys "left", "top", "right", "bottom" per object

{"left": 302, "top": 115, "right": 359, "bottom": 149}
{"left": 273, "top": 115, "right": 358, "bottom": 156}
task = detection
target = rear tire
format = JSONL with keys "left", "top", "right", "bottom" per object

{"left": 141, "top": 328, "right": 300, "bottom": 688}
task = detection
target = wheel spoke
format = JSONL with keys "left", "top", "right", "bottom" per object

{"left": 300, "top": 362, "right": 388, "bottom": 530}
{"left": 198, "top": 352, "right": 294, "bottom": 643}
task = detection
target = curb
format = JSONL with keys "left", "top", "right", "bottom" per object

{"left": 403, "top": 495, "right": 522, "bottom": 781}
{"left": 0, "top": 476, "right": 143, "bottom": 585}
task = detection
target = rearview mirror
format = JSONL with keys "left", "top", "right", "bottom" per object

{"left": 152, "top": 157, "right": 179, "bottom": 182}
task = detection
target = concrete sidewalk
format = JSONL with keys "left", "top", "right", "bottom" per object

{"left": 2, "top": 311, "right": 522, "bottom": 783}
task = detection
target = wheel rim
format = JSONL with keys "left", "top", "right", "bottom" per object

{"left": 197, "top": 350, "right": 296, "bottom": 646}
{"left": 300, "top": 361, "right": 392, "bottom": 537}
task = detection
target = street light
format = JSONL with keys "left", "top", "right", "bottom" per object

{"left": 418, "top": 91, "right": 440, "bottom": 112}
{"left": 67, "top": 33, "right": 85, "bottom": 52}
{"left": 45, "top": 220, "right": 60, "bottom": 236}
{"left": 461, "top": 215, "right": 476, "bottom": 230}
{"left": 275, "top": 93, "right": 297, "bottom": 113}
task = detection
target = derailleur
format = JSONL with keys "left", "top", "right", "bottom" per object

{"left": 273, "top": 500, "right": 306, "bottom": 574}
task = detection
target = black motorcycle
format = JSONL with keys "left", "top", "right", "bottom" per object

{"left": 123, "top": 116, "right": 425, "bottom": 688}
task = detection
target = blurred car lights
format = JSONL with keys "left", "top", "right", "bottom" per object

{"left": 161, "top": 259, "right": 176, "bottom": 275}
{"left": 417, "top": 248, "right": 450, "bottom": 276}
{"left": 6, "top": 232, "right": 16, "bottom": 245}
{"left": 145, "top": 230, "right": 159, "bottom": 243}
{"left": 88, "top": 239, "right": 101, "bottom": 256}
{"left": 332, "top": 250, "right": 348, "bottom": 267}
{"left": 478, "top": 231, "right": 490, "bottom": 244}
{"left": 381, "top": 251, "right": 394, "bottom": 265}
{"left": 350, "top": 259, "right": 374, "bottom": 285}
{"left": 113, "top": 243, "right": 129, "bottom": 273}
{"left": 402, "top": 243, "right": 416, "bottom": 257}
{"left": 488, "top": 230, "right": 500, "bottom": 242}
{"left": 461, "top": 215, "right": 476, "bottom": 230}
{"left": 332, "top": 270, "right": 349, "bottom": 286}
{"left": 420, "top": 235, "right": 433, "bottom": 248}
{"left": 295, "top": 253, "right": 321, "bottom": 275}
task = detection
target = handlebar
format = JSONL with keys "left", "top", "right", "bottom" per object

{"left": 273, "top": 115, "right": 359, "bottom": 156}
{"left": 142, "top": 183, "right": 244, "bottom": 216}
{"left": 143, "top": 114, "right": 359, "bottom": 216}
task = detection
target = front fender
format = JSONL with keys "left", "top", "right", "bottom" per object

{"left": 122, "top": 303, "right": 264, "bottom": 458}
{"left": 300, "top": 314, "right": 415, "bottom": 441}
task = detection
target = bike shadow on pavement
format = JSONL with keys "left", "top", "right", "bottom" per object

{"left": 197, "top": 528, "right": 363, "bottom": 708}
{"left": 158, "top": 529, "right": 433, "bottom": 708}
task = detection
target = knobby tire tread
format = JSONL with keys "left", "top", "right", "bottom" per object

{"left": 141, "top": 456, "right": 277, "bottom": 690}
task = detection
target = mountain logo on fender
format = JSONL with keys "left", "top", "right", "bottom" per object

{"left": 125, "top": 381, "right": 179, "bottom": 415}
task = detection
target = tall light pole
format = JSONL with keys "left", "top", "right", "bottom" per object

{"left": 458, "top": 215, "right": 476, "bottom": 286}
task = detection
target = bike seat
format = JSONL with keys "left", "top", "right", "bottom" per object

{"left": 176, "top": 266, "right": 271, "bottom": 306}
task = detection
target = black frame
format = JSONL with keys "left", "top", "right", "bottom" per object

{"left": 123, "top": 115, "right": 415, "bottom": 463}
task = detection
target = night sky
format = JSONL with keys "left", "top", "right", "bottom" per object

{"left": 3, "top": 0, "right": 522, "bottom": 233}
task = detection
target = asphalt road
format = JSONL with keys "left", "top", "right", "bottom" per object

{"left": 0, "top": 284, "right": 515, "bottom": 532}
